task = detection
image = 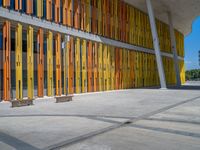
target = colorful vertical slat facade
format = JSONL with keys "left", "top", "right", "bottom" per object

{"left": 0, "top": 0, "right": 186, "bottom": 101}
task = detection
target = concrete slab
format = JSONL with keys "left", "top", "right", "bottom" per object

{"left": 63, "top": 125, "right": 200, "bottom": 150}
{"left": 0, "top": 81, "right": 200, "bottom": 150}
{"left": 0, "top": 117, "right": 113, "bottom": 150}
{"left": 134, "top": 119, "right": 200, "bottom": 135}
{"left": 1, "top": 88, "right": 200, "bottom": 118}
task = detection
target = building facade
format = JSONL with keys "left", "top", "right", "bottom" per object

{"left": 0, "top": 0, "right": 185, "bottom": 101}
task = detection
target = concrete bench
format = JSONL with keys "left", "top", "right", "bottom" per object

{"left": 11, "top": 99, "right": 34, "bottom": 108}
{"left": 55, "top": 95, "right": 73, "bottom": 103}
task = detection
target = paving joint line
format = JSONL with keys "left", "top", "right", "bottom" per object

{"left": 0, "top": 114, "right": 132, "bottom": 120}
{"left": 145, "top": 118, "right": 200, "bottom": 125}
{"left": 129, "top": 124, "right": 200, "bottom": 139}
{"left": 44, "top": 95, "right": 200, "bottom": 150}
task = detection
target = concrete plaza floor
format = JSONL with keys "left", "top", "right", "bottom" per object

{"left": 0, "top": 82, "right": 200, "bottom": 150}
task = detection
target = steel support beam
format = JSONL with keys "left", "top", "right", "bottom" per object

{"left": 168, "top": 12, "right": 181, "bottom": 86}
{"left": 146, "top": 0, "right": 167, "bottom": 89}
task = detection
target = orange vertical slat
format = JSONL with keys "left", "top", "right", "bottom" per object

{"left": 91, "top": 0, "right": 97, "bottom": 34}
{"left": 37, "top": 29, "right": 44, "bottom": 97}
{"left": 106, "top": 0, "right": 110, "bottom": 37}
{"left": 119, "top": 48, "right": 123, "bottom": 89}
{"left": 3, "top": 0, "right": 10, "bottom": 7}
{"left": 68, "top": 37, "right": 74, "bottom": 94}
{"left": 74, "top": 0, "right": 81, "bottom": 29}
{"left": 67, "top": 0, "right": 73, "bottom": 27}
{"left": 55, "top": 0, "right": 60, "bottom": 23}
{"left": 102, "top": 0, "right": 106, "bottom": 36}
{"left": 126, "top": 4, "right": 130, "bottom": 43}
{"left": 26, "top": 0, "right": 33, "bottom": 14}
{"left": 93, "top": 42, "right": 98, "bottom": 92}
{"left": 122, "top": 2, "right": 126, "bottom": 42}
{"left": 80, "top": 0, "right": 85, "bottom": 30}
{"left": 15, "top": 0, "right": 22, "bottom": 10}
{"left": 87, "top": 41, "right": 93, "bottom": 92}
{"left": 117, "top": 0, "right": 120, "bottom": 40}
{"left": 119, "top": 1, "right": 123, "bottom": 41}
{"left": 63, "top": 0, "right": 67, "bottom": 25}
{"left": 115, "top": 48, "right": 120, "bottom": 90}
{"left": 130, "top": 51, "right": 135, "bottom": 88}
{"left": 110, "top": 0, "right": 114, "bottom": 39}
{"left": 55, "top": 34, "right": 62, "bottom": 96}
{"left": 3, "top": 21, "right": 11, "bottom": 101}
{"left": 46, "top": 0, "right": 52, "bottom": 21}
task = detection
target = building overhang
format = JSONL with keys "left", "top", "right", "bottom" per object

{"left": 125, "top": 0, "right": 200, "bottom": 36}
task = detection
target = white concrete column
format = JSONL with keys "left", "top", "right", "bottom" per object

{"left": 168, "top": 12, "right": 181, "bottom": 86}
{"left": 146, "top": 0, "right": 167, "bottom": 89}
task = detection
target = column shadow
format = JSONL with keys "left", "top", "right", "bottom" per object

{"left": 0, "top": 131, "right": 40, "bottom": 150}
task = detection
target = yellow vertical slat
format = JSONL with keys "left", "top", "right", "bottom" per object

{"left": 47, "top": 31, "right": 53, "bottom": 96}
{"left": 75, "top": 38, "right": 81, "bottom": 93}
{"left": 15, "top": 23, "right": 23, "bottom": 100}
{"left": 81, "top": 39, "right": 87, "bottom": 93}
{"left": 97, "top": 0, "right": 102, "bottom": 35}
{"left": 139, "top": 52, "right": 141, "bottom": 87}
{"left": 3, "top": 0, "right": 10, "bottom": 7}
{"left": 27, "top": 26, "right": 34, "bottom": 99}
{"left": 93, "top": 43, "right": 98, "bottom": 92}
{"left": 134, "top": 52, "right": 138, "bottom": 88}
{"left": 98, "top": 43, "right": 103, "bottom": 91}
{"left": 122, "top": 49, "right": 127, "bottom": 89}
{"left": 130, "top": 51, "right": 135, "bottom": 88}
{"left": 85, "top": 0, "right": 91, "bottom": 32}
{"left": 103, "top": 44, "right": 107, "bottom": 91}
{"left": 110, "top": 46, "right": 115, "bottom": 90}
{"left": 127, "top": 50, "right": 130, "bottom": 88}
{"left": 37, "top": 0, "right": 43, "bottom": 18}
{"left": 107, "top": 46, "right": 111, "bottom": 90}
{"left": 63, "top": 36, "right": 68, "bottom": 95}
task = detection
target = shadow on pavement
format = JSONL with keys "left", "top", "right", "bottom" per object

{"left": 0, "top": 132, "right": 40, "bottom": 150}
{"left": 168, "top": 85, "right": 200, "bottom": 90}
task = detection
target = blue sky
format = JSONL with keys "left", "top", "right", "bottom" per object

{"left": 184, "top": 16, "right": 200, "bottom": 70}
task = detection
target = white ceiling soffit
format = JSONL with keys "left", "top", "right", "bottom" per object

{"left": 124, "top": 0, "right": 200, "bottom": 36}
